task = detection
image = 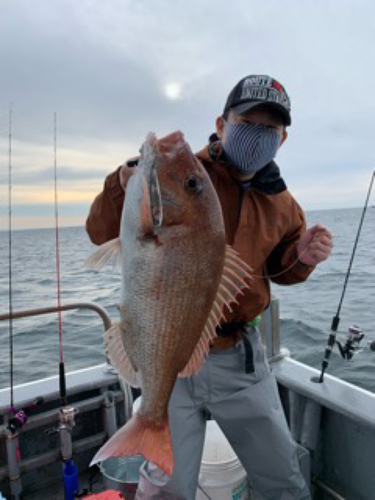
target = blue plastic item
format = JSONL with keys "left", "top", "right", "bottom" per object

{"left": 63, "top": 459, "right": 79, "bottom": 500}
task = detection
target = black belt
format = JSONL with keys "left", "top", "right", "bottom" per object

{"left": 216, "top": 322, "right": 254, "bottom": 374}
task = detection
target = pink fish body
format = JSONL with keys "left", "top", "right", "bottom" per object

{"left": 87, "top": 131, "right": 251, "bottom": 475}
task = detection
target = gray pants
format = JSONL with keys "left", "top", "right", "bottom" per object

{"left": 136, "top": 327, "right": 311, "bottom": 500}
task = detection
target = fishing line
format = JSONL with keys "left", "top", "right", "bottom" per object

{"left": 317, "top": 171, "right": 375, "bottom": 383}
{"left": 53, "top": 112, "right": 67, "bottom": 405}
{"left": 8, "top": 103, "right": 14, "bottom": 408}
{"left": 251, "top": 237, "right": 317, "bottom": 280}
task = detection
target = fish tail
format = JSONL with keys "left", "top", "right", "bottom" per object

{"left": 90, "top": 413, "right": 174, "bottom": 476}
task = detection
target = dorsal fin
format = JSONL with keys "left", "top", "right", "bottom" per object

{"left": 178, "top": 245, "right": 252, "bottom": 377}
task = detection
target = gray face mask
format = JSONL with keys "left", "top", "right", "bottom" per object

{"left": 222, "top": 121, "right": 282, "bottom": 175}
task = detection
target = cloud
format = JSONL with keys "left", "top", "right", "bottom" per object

{"left": 1, "top": 0, "right": 375, "bottom": 229}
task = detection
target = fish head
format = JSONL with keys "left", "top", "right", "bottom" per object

{"left": 138, "top": 131, "right": 222, "bottom": 232}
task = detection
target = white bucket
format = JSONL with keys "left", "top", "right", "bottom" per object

{"left": 196, "top": 420, "right": 249, "bottom": 500}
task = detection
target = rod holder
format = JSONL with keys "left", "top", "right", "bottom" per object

{"left": 103, "top": 390, "right": 118, "bottom": 439}
{"left": 59, "top": 406, "right": 78, "bottom": 462}
{"left": 5, "top": 430, "right": 22, "bottom": 500}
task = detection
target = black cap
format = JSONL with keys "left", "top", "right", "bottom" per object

{"left": 223, "top": 75, "right": 291, "bottom": 126}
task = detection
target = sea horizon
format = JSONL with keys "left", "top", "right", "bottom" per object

{"left": 0, "top": 205, "right": 370, "bottom": 234}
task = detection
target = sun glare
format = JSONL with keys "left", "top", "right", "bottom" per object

{"left": 164, "top": 82, "right": 182, "bottom": 100}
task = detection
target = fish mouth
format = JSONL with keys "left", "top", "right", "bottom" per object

{"left": 149, "top": 159, "right": 163, "bottom": 228}
{"left": 138, "top": 132, "right": 163, "bottom": 229}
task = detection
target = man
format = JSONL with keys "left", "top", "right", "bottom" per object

{"left": 86, "top": 75, "right": 332, "bottom": 499}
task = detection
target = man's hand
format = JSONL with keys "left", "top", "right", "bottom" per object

{"left": 297, "top": 224, "right": 333, "bottom": 266}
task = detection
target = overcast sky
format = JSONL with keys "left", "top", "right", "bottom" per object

{"left": 1, "top": 0, "right": 375, "bottom": 230}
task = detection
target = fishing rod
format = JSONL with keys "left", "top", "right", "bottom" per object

{"left": 8, "top": 103, "right": 14, "bottom": 411}
{"left": 52, "top": 113, "right": 80, "bottom": 500}
{"left": 53, "top": 112, "right": 68, "bottom": 407}
{"left": 316, "top": 171, "right": 375, "bottom": 383}
{"left": 5, "top": 102, "right": 26, "bottom": 431}
{"left": 5, "top": 102, "right": 32, "bottom": 434}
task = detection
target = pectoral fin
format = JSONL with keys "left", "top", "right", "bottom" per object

{"left": 104, "top": 323, "right": 141, "bottom": 388}
{"left": 85, "top": 238, "right": 121, "bottom": 270}
{"left": 178, "top": 245, "right": 252, "bottom": 377}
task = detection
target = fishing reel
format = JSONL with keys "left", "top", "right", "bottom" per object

{"left": 7, "top": 397, "right": 44, "bottom": 435}
{"left": 336, "top": 325, "right": 365, "bottom": 360}
{"left": 59, "top": 406, "right": 79, "bottom": 430}
{"left": 7, "top": 409, "right": 27, "bottom": 435}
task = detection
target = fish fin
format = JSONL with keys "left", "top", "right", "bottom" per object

{"left": 105, "top": 323, "right": 141, "bottom": 388}
{"left": 90, "top": 413, "right": 174, "bottom": 476}
{"left": 139, "top": 174, "right": 154, "bottom": 235}
{"left": 179, "top": 245, "right": 252, "bottom": 377}
{"left": 85, "top": 238, "right": 121, "bottom": 270}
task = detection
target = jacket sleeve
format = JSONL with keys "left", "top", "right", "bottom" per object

{"left": 86, "top": 166, "right": 125, "bottom": 245}
{"left": 267, "top": 198, "right": 315, "bottom": 285}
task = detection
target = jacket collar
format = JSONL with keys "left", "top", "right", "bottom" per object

{"left": 196, "top": 139, "right": 287, "bottom": 195}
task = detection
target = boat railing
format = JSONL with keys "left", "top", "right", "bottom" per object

{"left": 0, "top": 301, "right": 112, "bottom": 330}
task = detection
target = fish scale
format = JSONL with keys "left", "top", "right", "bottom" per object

{"left": 126, "top": 241, "right": 207, "bottom": 413}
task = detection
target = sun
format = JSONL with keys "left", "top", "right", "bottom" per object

{"left": 164, "top": 82, "right": 182, "bottom": 100}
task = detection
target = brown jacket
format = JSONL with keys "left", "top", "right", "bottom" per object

{"left": 86, "top": 143, "right": 315, "bottom": 324}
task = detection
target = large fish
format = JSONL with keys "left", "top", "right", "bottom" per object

{"left": 87, "top": 131, "right": 251, "bottom": 475}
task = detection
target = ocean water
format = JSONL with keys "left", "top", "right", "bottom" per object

{"left": 0, "top": 207, "right": 374, "bottom": 394}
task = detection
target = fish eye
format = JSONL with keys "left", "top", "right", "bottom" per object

{"left": 185, "top": 175, "right": 202, "bottom": 194}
